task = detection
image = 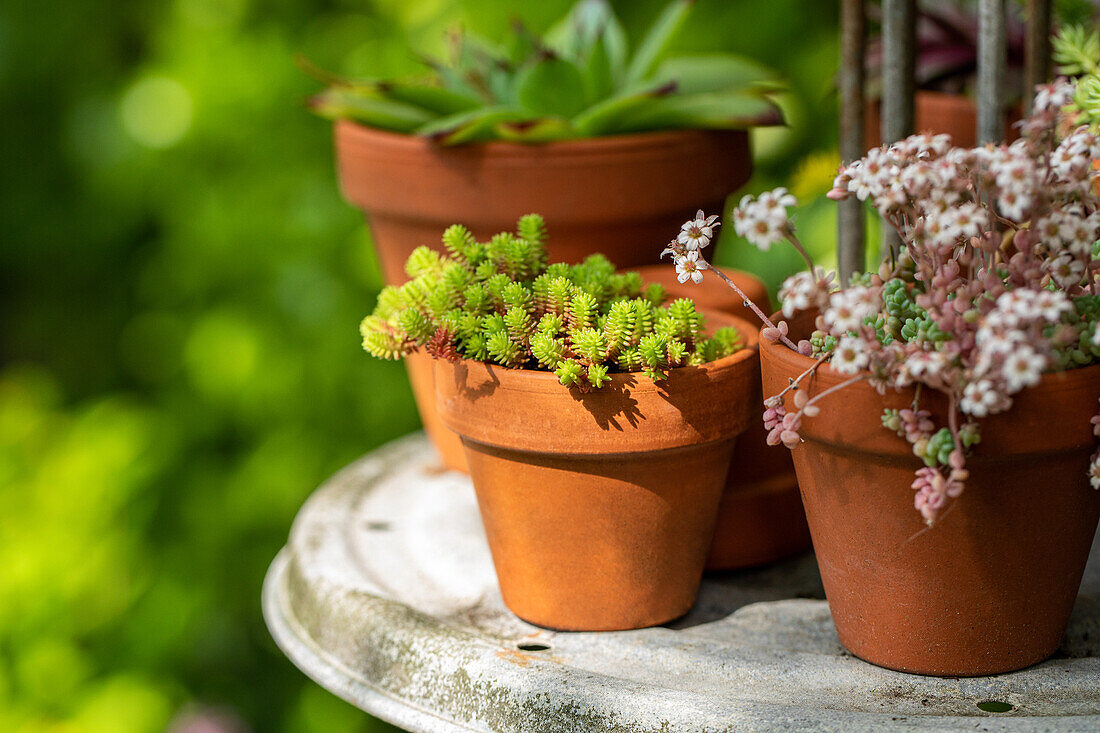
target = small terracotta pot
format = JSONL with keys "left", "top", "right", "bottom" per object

{"left": 760, "top": 310, "right": 1100, "bottom": 676}
{"left": 435, "top": 315, "right": 760, "bottom": 630}
{"left": 864, "top": 91, "right": 1021, "bottom": 149}
{"left": 334, "top": 121, "right": 752, "bottom": 285}
{"left": 632, "top": 265, "right": 811, "bottom": 569}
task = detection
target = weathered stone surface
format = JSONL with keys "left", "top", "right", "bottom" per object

{"left": 263, "top": 433, "right": 1100, "bottom": 732}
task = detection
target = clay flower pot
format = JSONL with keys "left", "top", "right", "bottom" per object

{"left": 337, "top": 122, "right": 752, "bottom": 473}
{"left": 864, "top": 90, "right": 1021, "bottom": 149}
{"left": 435, "top": 315, "right": 760, "bottom": 631}
{"left": 334, "top": 121, "right": 752, "bottom": 285}
{"left": 760, "top": 311, "right": 1100, "bottom": 676}
{"left": 632, "top": 265, "right": 811, "bottom": 570}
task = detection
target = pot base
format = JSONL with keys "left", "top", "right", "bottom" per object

{"left": 463, "top": 438, "right": 733, "bottom": 631}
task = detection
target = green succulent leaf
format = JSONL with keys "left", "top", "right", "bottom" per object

{"left": 570, "top": 81, "right": 677, "bottom": 137}
{"left": 309, "top": 88, "right": 434, "bottom": 132}
{"left": 377, "top": 80, "right": 482, "bottom": 116}
{"left": 493, "top": 117, "right": 576, "bottom": 142}
{"left": 651, "top": 54, "right": 783, "bottom": 95}
{"left": 515, "top": 57, "right": 591, "bottom": 117}
{"left": 613, "top": 90, "right": 783, "bottom": 133}
{"left": 416, "top": 106, "right": 530, "bottom": 144}
{"left": 624, "top": 0, "right": 695, "bottom": 85}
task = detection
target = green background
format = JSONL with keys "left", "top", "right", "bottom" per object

{"left": 0, "top": 1, "right": 845, "bottom": 730}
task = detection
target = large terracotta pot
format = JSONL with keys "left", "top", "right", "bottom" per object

{"left": 632, "top": 265, "right": 811, "bottom": 570}
{"left": 760, "top": 310, "right": 1100, "bottom": 676}
{"left": 435, "top": 314, "right": 760, "bottom": 631}
{"left": 334, "top": 120, "right": 752, "bottom": 285}
{"left": 864, "top": 90, "right": 1021, "bottom": 149}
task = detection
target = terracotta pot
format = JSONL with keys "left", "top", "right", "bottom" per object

{"left": 435, "top": 315, "right": 760, "bottom": 630}
{"left": 334, "top": 121, "right": 752, "bottom": 285}
{"left": 403, "top": 352, "right": 467, "bottom": 472}
{"left": 864, "top": 91, "right": 1021, "bottom": 149}
{"left": 631, "top": 265, "right": 811, "bottom": 569}
{"left": 760, "top": 310, "right": 1100, "bottom": 676}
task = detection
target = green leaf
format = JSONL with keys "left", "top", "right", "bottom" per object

{"left": 546, "top": 0, "right": 614, "bottom": 60}
{"left": 308, "top": 88, "right": 435, "bottom": 132}
{"left": 624, "top": 0, "right": 695, "bottom": 86}
{"left": 610, "top": 91, "right": 783, "bottom": 133}
{"left": 652, "top": 54, "right": 784, "bottom": 95}
{"left": 493, "top": 117, "right": 576, "bottom": 142}
{"left": 571, "top": 82, "right": 677, "bottom": 136}
{"left": 582, "top": 31, "right": 614, "bottom": 103}
{"left": 415, "top": 106, "right": 530, "bottom": 144}
{"left": 515, "top": 57, "right": 590, "bottom": 117}
{"left": 378, "top": 80, "right": 483, "bottom": 116}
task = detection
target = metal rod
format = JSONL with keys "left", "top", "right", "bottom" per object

{"left": 978, "top": 0, "right": 1007, "bottom": 143}
{"left": 838, "top": 0, "right": 866, "bottom": 279}
{"left": 880, "top": 0, "right": 914, "bottom": 260}
{"left": 1024, "top": 0, "right": 1052, "bottom": 110}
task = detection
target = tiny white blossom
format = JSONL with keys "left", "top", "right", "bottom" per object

{"left": 960, "top": 379, "right": 1001, "bottom": 418}
{"left": 677, "top": 210, "right": 720, "bottom": 250}
{"left": 674, "top": 250, "right": 707, "bottom": 284}
{"left": 830, "top": 335, "right": 870, "bottom": 375}
{"left": 1002, "top": 345, "right": 1046, "bottom": 393}
{"left": 733, "top": 190, "right": 795, "bottom": 251}
{"left": 823, "top": 286, "right": 879, "bottom": 335}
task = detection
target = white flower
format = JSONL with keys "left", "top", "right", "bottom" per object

{"left": 732, "top": 192, "right": 792, "bottom": 251}
{"left": 895, "top": 350, "right": 950, "bottom": 387}
{"left": 960, "top": 379, "right": 1001, "bottom": 418}
{"left": 830, "top": 335, "right": 870, "bottom": 375}
{"left": 777, "top": 268, "right": 835, "bottom": 318}
{"left": 823, "top": 286, "right": 879, "bottom": 335}
{"left": 1045, "top": 252, "right": 1086, "bottom": 288}
{"left": 1033, "top": 78, "right": 1075, "bottom": 115}
{"left": 674, "top": 250, "right": 707, "bottom": 284}
{"left": 1002, "top": 345, "right": 1046, "bottom": 393}
{"left": 1090, "top": 452, "right": 1100, "bottom": 490}
{"left": 677, "top": 210, "right": 720, "bottom": 250}
{"left": 1093, "top": 323, "right": 1100, "bottom": 348}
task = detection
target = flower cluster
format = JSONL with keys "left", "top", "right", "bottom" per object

{"left": 661, "top": 210, "right": 719, "bottom": 284}
{"left": 677, "top": 77, "right": 1100, "bottom": 524}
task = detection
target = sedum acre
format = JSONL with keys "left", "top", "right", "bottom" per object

{"left": 360, "top": 214, "right": 743, "bottom": 389}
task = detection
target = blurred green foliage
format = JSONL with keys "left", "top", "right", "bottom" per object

{"left": 0, "top": 0, "right": 842, "bottom": 730}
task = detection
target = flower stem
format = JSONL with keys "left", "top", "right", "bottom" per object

{"left": 703, "top": 260, "right": 801, "bottom": 352}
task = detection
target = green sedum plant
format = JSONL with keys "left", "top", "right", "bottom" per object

{"left": 360, "top": 215, "right": 743, "bottom": 389}
{"left": 308, "top": 0, "right": 781, "bottom": 144}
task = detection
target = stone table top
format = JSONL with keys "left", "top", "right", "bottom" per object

{"left": 263, "top": 433, "right": 1100, "bottom": 732}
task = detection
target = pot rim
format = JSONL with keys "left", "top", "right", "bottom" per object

{"left": 759, "top": 308, "right": 1100, "bottom": 456}
{"left": 759, "top": 307, "right": 1100, "bottom": 398}
{"left": 435, "top": 313, "right": 761, "bottom": 455}
{"left": 334, "top": 118, "right": 749, "bottom": 158}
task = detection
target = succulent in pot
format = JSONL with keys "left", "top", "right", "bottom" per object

{"left": 308, "top": 0, "right": 782, "bottom": 285}
{"left": 360, "top": 215, "right": 760, "bottom": 630}
{"left": 665, "top": 83, "right": 1100, "bottom": 675}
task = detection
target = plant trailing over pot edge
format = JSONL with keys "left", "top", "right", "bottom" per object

{"left": 633, "top": 264, "right": 811, "bottom": 571}
{"left": 359, "top": 214, "right": 760, "bottom": 630}
{"left": 663, "top": 80, "right": 1100, "bottom": 674}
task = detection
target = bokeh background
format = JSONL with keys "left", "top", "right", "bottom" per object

{"left": 0, "top": 1, "right": 847, "bottom": 730}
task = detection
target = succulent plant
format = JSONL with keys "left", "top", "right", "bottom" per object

{"left": 359, "top": 215, "right": 744, "bottom": 389}
{"left": 307, "top": 0, "right": 782, "bottom": 144}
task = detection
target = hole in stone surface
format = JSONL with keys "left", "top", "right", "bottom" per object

{"left": 516, "top": 642, "right": 551, "bottom": 652}
{"left": 365, "top": 520, "right": 391, "bottom": 531}
{"left": 976, "top": 700, "right": 1014, "bottom": 713}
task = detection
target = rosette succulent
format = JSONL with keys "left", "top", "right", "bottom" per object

{"left": 307, "top": 0, "right": 782, "bottom": 144}
{"left": 360, "top": 215, "right": 744, "bottom": 390}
